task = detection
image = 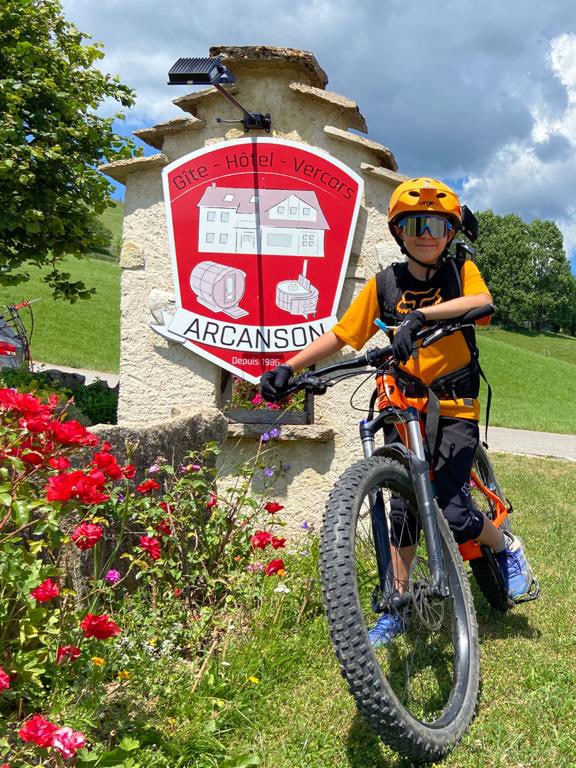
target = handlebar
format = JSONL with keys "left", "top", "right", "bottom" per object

{"left": 281, "top": 303, "right": 494, "bottom": 397}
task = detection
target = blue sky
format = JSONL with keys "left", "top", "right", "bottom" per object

{"left": 63, "top": 0, "right": 576, "bottom": 272}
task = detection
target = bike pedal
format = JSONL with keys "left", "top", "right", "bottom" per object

{"left": 512, "top": 577, "right": 541, "bottom": 605}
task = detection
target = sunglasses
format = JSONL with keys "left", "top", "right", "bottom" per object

{"left": 397, "top": 215, "right": 453, "bottom": 238}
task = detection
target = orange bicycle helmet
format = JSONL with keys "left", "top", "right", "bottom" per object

{"left": 388, "top": 177, "right": 462, "bottom": 247}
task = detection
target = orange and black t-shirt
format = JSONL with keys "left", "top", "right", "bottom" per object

{"left": 331, "top": 260, "right": 491, "bottom": 420}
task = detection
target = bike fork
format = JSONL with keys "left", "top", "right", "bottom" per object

{"left": 405, "top": 416, "right": 449, "bottom": 597}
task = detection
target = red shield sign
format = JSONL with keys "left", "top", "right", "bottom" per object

{"left": 155, "top": 138, "right": 363, "bottom": 383}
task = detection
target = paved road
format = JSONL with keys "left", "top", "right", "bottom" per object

{"left": 486, "top": 426, "right": 576, "bottom": 462}
{"left": 34, "top": 363, "right": 576, "bottom": 461}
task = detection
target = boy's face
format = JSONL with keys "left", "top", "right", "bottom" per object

{"left": 395, "top": 215, "right": 455, "bottom": 266}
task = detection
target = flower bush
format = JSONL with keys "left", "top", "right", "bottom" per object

{"left": 0, "top": 387, "right": 295, "bottom": 766}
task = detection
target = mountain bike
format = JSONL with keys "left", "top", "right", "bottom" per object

{"left": 281, "top": 305, "right": 540, "bottom": 763}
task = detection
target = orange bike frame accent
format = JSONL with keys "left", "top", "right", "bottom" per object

{"left": 458, "top": 471, "right": 509, "bottom": 561}
{"left": 377, "top": 370, "right": 509, "bottom": 563}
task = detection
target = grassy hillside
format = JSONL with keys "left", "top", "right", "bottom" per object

{"left": 477, "top": 326, "right": 576, "bottom": 434}
{"left": 0, "top": 255, "right": 120, "bottom": 372}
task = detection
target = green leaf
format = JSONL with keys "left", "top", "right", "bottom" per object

{"left": 117, "top": 737, "right": 140, "bottom": 752}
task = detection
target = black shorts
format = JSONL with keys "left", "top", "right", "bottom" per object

{"left": 385, "top": 417, "right": 485, "bottom": 547}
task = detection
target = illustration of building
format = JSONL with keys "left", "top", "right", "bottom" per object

{"left": 197, "top": 185, "right": 329, "bottom": 256}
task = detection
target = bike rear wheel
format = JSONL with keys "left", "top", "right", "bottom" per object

{"left": 321, "top": 455, "right": 480, "bottom": 763}
{"left": 469, "top": 445, "right": 513, "bottom": 612}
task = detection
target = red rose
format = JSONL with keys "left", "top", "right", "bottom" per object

{"left": 49, "top": 419, "right": 99, "bottom": 447}
{"left": 122, "top": 464, "right": 136, "bottom": 479}
{"left": 136, "top": 478, "right": 161, "bottom": 494}
{"left": 30, "top": 578, "right": 60, "bottom": 603}
{"left": 71, "top": 523, "right": 103, "bottom": 550}
{"left": 207, "top": 493, "right": 217, "bottom": 509}
{"left": 159, "top": 501, "right": 173, "bottom": 513}
{"left": 80, "top": 613, "right": 121, "bottom": 640}
{"left": 46, "top": 471, "right": 109, "bottom": 505}
{"left": 92, "top": 451, "right": 123, "bottom": 479}
{"left": 100, "top": 441, "right": 112, "bottom": 452}
{"left": 0, "top": 666, "right": 10, "bottom": 690}
{"left": 271, "top": 536, "right": 286, "bottom": 550}
{"left": 18, "top": 714, "right": 59, "bottom": 747}
{"left": 51, "top": 727, "right": 87, "bottom": 759}
{"left": 48, "top": 456, "right": 71, "bottom": 470}
{"left": 265, "top": 558, "right": 285, "bottom": 576}
{"left": 139, "top": 535, "right": 161, "bottom": 560}
{"left": 20, "top": 414, "right": 51, "bottom": 433}
{"left": 154, "top": 519, "right": 172, "bottom": 537}
{"left": 0, "top": 389, "right": 52, "bottom": 416}
{"left": 265, "top": 502, "right": 284, "bottom": 514}
{"left": 56, "top": 645, "right": 81, "bottom": 665}
{"left": 251, "top": 530, "right": 273, "bottom": 549}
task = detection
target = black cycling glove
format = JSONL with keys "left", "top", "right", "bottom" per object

{"left": 260, "top": 364, "right": 293, "bottom": 403}
{"left": 392, "top": 310, "right": 425, "bottom": 364}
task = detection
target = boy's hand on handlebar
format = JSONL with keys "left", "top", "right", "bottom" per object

{"left": 392, "top": 310, "right": 425, "bottom": 364}
{"left": 260, "top": 364, "right": 293, "bottom": 402}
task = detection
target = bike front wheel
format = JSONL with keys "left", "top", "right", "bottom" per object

{"left": 320, "top": 455, "right": 480, "bottom": 763}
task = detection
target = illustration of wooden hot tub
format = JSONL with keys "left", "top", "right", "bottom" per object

{"left": 190, "top": 261, "right": 248, "bottom": 319}
{"left": 276, "top": 273, "right": 319, "bottom": 318}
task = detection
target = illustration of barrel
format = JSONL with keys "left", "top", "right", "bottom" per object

{"left": 190, "top": 261, "right": 248, "bottom": 319}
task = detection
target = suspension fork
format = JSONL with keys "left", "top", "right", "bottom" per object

{"left": 360, "top": 419, "right": 395, "bottom": 600}
{"left": 360, "top": 410, "right": 448, "bottom": 601}
{"left": 404, "top": 410, "right": 448, "bottom": 597}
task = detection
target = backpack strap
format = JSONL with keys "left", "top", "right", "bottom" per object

{"left": 375, "top": 263, "right": 404, "bottom": 324}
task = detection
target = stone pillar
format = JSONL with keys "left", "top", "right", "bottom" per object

{"left": 101, "top": 45, "right": 407, "bottom": 531}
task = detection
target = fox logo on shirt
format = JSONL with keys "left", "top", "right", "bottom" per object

{"left": 396, "top": 287, "right": 442, "bottom": 314}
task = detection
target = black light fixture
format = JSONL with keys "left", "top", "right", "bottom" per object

{"left": 168, "top": 56, "right": 271, "bottom": 133}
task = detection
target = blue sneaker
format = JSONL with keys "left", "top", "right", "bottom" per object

{"left": 368, "top": 613, "right": 405, "bottom": 647}
{"left": 496, "top": 533, "right": 533, "bottom": 600}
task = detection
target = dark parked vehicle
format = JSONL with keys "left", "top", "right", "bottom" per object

{"left": 0, "top": 300, "right": 37, "bottom": 370}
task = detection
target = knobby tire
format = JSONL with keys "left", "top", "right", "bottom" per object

{"left": 320, "top": 456, "right": 481, "bottom": 763}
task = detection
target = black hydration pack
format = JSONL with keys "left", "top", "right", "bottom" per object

{"left": 375, "top": 244, "right": 492, "bottom": 450}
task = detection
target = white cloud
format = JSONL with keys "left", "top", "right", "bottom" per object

{"left": 463, "top": 33, "right": 576, "bottom": 259}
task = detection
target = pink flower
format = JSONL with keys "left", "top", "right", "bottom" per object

{"left": 30, "top": 578, "right": 60, "bottom": 603}
{"left": 139, "top": 535, "right": 161, "bottom": 561}
{"left": 56, "top": 645, "right": 81, "bottom": 665}
{"left": 51, "top": 727, "right": 87, "bottom": 759}
{"left": 104, "top": 569, "right": 121, "bottom": 584}
{"left": 18, "top": 714, "right": 59, "bottom": 747}
{"left": 0, "top": 666, "right": 10, "bottom": 690}
{"left": 207, "top": 493, "right": 217, "bottom": 509}
{"left": 251, "top": 393, "right": 263, "bottom": 406}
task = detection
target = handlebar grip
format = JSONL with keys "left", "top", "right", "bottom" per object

{"left": 460, "top": 303, "right": 495, "bottom": 323}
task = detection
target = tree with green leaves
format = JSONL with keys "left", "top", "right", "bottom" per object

{"left": 474, "top": 210, "right": 576, "bottom": 334}
{"left": 0, "top": 0, "right": 137, "bottom": 301}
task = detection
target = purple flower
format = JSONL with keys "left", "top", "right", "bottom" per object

{"left": 300, "top": 521, "right": 310, "bottom": 530}
{"left": 117, "top": 493, "right": 125, "bottom": 502}
{"left": 263, "top": 466, "right": 274, "bottom": 478}
{"left": 268, "top": 427, "right": 281, "bottom": 439}
{"left": 148, "top": 464, "right": 160, "bottom": 474}
{"left": 105, "top": 569, "right": 121, "bottom": 584}
{"left": 260, "top": 432, "right": 271, "bottom": 442}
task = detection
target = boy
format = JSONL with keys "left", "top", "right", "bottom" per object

{"left": 261, "top": 178, "right": 534, "bottom": 645}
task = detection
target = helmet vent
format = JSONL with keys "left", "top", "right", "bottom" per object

{"left": 437, "top": 192, "right": 447, "bottom": 198}
{"left": 408, "top": 191, "right": 420, "bottom": 197}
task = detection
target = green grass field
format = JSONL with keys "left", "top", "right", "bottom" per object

{"left": 477, "top": 326, "right": 576, "bottom": 434}
{"left": 97, "top": 454, "right": 575, "bottom": 768}
{"left": 0, "top": 255, "right": 120, "bottom": 372}
{"left": 201, "top": 455, "right": 576, "bottom": 768}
